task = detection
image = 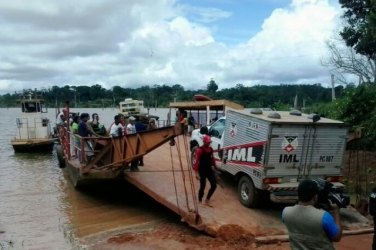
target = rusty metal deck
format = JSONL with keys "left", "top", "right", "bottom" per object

{"left": 123, "top": 135, "right": 286, "bottom": 237}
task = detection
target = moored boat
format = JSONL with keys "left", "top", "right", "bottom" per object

{"left": 119, "top": 98, "right": 144, "bottom": 116}
{"left": 118, "top": 98, "right": 163, "bottom": 126}
{"left": 11, "top": 92, "right": 55, "bottom": 152}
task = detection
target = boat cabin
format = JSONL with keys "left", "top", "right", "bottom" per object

{"left": 169, "top": 99, "right": 244, "bottom": 127}
{"left": 119, "top": 98, "right": 144, "bottom": 115}
{"left": 20, "top": 93, "right": 48, "bottom": 113}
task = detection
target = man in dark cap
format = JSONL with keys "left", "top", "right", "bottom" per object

{"left": 282, "top": 179, "right": 342, "bottom": 250}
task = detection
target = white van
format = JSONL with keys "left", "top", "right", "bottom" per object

{"left": 190, "top": 109, "right": 348, "bottom": 207}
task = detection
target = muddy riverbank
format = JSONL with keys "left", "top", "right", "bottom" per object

{"left": 85, "top": 218, "right": 374, "bottom": 250}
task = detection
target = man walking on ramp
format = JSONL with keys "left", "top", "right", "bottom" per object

{"left": 193, "top": 135, "right": 217, "bottom": 207}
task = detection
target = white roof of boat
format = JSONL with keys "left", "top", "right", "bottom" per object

{"left": 169, "top": 99, "right": 244, "bottom": 111}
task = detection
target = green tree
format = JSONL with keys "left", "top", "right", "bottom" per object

{"left": 207, "top": 78, "right": 218, "bottom": 93}
{"left": 112, "top": 85, "right": 127, "bottom": 103}
{"left": 171, "top": 84, "right": 185, "bottom": 101}
{"left": 333, "top": 84, "right": 376, "bottom": 149}
{"left": 339, "top": 0, "right": 376, "bottom": 61}
{"left": 76, "top": 86, "right": 91, "bottom": 103}
{"left": 90, "top": 84, "right": 105, "bottom": 100}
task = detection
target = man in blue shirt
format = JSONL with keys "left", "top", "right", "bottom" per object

{"left": 78, "top": 113, "right": 94, "bottom": 162}
{"left": 282, "top": 179, "right": 342, "bottom": 250}
{"left": 78, "top": 113, "right": 91, "bottom": 137}
{"left": 134, "top": 117, "right": 147, "bottom": 167}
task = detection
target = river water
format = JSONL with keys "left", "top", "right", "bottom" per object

{"left": 0, "top": 107, "right": 173, "bottom": 249}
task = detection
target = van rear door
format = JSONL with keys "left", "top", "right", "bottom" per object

{"left": 266, "top": 124, "right": 347, "bottom": 181}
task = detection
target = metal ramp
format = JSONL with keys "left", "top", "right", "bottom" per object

{"left": 123, "top": 135, "right": 287, "bottom": 238}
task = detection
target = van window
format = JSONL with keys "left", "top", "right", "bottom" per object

{"left": 209, "top": 118, "right": 225, "bottom": 139}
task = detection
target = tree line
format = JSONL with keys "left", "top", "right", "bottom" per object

{"left": 0, "top": 82, "right": 345, "bottom": 110}
{"left": 1, "top": 81, "right": 374, "bottom": 150}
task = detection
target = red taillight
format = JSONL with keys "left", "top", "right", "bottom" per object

{"left": 263, "top": 177, "right": 281, "bottom": 184}
{"left": 325, "top": 176, "right": 343, "bottom": 182}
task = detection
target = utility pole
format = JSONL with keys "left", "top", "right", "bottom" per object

{"left": 303, "top": 99, "right": 306, "bottom": 111}
{"left": 331, "top": 74, "right": 336, "bottom": 101}
{"left": 294, "top": 94, "right": 298, "bottom": 110}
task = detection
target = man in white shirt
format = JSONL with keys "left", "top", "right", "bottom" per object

{"left": 56, "top": 109, "right": 66, "bottom": 125}
{"left": 110, "top": 115, "right": 124, "bottom": 138}
{"left": 127, "top": 116, "right": 136, "bottom": 135}
{"left": 126, "top": 116, "right": 139, "bottom": 171}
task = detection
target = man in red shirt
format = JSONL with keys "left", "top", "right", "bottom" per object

{"left": 193, "top": 135, "right": 217, "bottom": 207}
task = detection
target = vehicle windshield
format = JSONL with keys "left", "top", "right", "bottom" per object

{"left": 209, "top": 118, "right": 225, "bottom": 139}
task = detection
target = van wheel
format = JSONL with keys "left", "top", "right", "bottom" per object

{"left": 191, "top": 145, "right": 198, "bottom": 168}
{"left": 238, "top": 176, "right": 259, "bottom": 208}
{"left": 56, "top": 144, "right": 65, "bottom": 168}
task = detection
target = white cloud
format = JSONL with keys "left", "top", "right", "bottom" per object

{"left": 180, "top": 5, "right": 232, "bottom": 23}
{"left": 0, "top": 0, "right": 343, "bottom": 94}
{"left": 220, "top": 0, "right": 340, "bottom": 86}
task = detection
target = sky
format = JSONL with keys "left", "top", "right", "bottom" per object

{"left": 0, "top": 0, "right": 344, "bottom": 94}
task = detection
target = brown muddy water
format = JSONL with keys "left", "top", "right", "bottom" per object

{"left": 0, "top": 108, "right": 175, "bottom": 249}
